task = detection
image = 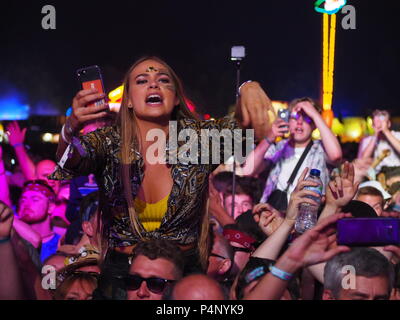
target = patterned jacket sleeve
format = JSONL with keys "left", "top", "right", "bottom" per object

{"left": 48, "top": 127, "right": 110, "bottom": 181}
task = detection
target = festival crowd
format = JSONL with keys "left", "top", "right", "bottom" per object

{"left": 0, "top": 57, "right": 400, "bottom": 300}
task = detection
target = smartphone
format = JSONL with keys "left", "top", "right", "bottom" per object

{"left": 76, "top": 65, "right": 106, "bottom": 109}
{"left": 278, "top": 109, "right": 290, "bottom": 123}
{"left": 337, "top": 218, "right": 400, "bottom": 246}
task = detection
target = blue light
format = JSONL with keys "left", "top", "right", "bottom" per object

{"left": 0, "top": 95, "right": 30, "bottom": 120}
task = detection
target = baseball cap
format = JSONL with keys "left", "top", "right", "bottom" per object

{"left": 359, "top": 181, "right": 392, "bottom": 200}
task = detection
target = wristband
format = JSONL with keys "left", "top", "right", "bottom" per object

{"left": 269, "top": 265, "right": 294, "bottom": 281}
{"left": 264, "top": 136, "right": 275, "bottom": 145}
{"left": 0, "top": 237, "right": 11, "bottom": 244}
{"left": 11, "top": 143, "right": 24, "bottom": 148}
{"left": 237, "top": 80, "right": 253, "bottom": 97}
{"left": 61, "top": 125, "right": 72, "bottom": 144}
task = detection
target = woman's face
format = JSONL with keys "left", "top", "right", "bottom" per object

{"left": 128, "top": 59, "right": 179, "bottom": 122}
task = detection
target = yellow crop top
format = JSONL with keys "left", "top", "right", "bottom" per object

{"left": 133, "top": 194, "right": 169, "bottom": 232}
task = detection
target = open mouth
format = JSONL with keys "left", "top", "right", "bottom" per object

{"left": 145, "top": 94, "right": 163, "bottom": 105}
{"left": 295, "top": 128, "right": 304, "bottom": 134}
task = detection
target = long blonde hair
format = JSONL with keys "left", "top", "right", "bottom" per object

{"left": 116, "top": 56, "right": 197, "bottom": 239}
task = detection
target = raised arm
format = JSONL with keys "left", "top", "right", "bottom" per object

{"left": 358, "top": 135, "right": 376, "bottom": 159}
{"left": 294, "top": 102, "right": 342, "bottom": 164}
{"left": 208, "top": 176, "right": 235, "bottom": 227}
{"left": 55, "top": 89, "right": 109, "bottom": 168}
{"left": 0, "top": 145, "right": 11, "bottom": 206}
{"left": 0, "top": 201, "right": 25, "bottom": 299}
{"left": 382, "top": 120, "right": 400, "bottom": 155}
{"left": 12, "top": 218, "right": 42, "bottom": 249}
{"left": 241, "top": 119, "right": 289, "bottom": 177}
{"left": 252, "top": 168, "right": 320, "bottom": 261}
{"left": 309, "top": 161, "right": 359, "bottom": 283}
{"left": 235, "top": 81, "right": 273, "bottom": 142}
{"left": 244, "top": 213, "right": 351, "bottom": 300}
{"left": 6, "top": 121, "right": 36, "bottom": 180}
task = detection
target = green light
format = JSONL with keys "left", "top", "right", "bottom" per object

{"left": 314, "top": 0, "right": 347, "bottom": 15}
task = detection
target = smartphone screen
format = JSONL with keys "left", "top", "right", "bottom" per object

{"left": 278, "top": 109, "right": 290, "bottom": 123}
{"left": 337, "top": 218, "right": 400, "bottom": 246}
{"left": 76, "top": 65, "right": 106, "bottom": 108}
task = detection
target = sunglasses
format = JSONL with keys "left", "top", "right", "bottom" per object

{"left": 290, "top": 111, "right": 313, "bottom": 124}
{"left": 125, "top": 274, "right": 175, "bottom": 294}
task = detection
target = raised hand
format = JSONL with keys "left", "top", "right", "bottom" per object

{"left": 293, "top": 101, "right": 320, "bottom": 120}
{"left": 282, "top": 213, "right": 352, "bottom": 269}
{"left": 266, "top": 119, "right": 289, "bottom": 142}
{"left": 69, "top": 89, "right": 109, "bottom": 132}
{"left": 6, "top": 121, "right": 27, "bottom": 147}
{"left": 208, "top": 176, "right": 235, "bottom": 227}
{"left": 253, "top": 203, "right": 284, "bottom": 236}
{"left": 0, "top": 201, "right": 13, "bottom": 239}
{"left": 286, "top": 167, "right": 320, "bottom": 223}
{"left": 237, "top": 82, "right": 272, "bottom": 141}
{"left": 326, "top": 161, "right": 359, "bottom": 209}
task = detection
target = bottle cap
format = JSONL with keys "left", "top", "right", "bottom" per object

{"left": 310, "top": 169, "right": 321, "bottom": 177}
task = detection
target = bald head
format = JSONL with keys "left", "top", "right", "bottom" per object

{"left": 172, "top": 274, "right": 225, "bottom": 300}
{"left": 36, "top": 159, "right": 59, "bottom": 194}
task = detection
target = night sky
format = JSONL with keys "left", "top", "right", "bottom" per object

{"left": 1, "top": 0, "right": 399, "bottom": 119}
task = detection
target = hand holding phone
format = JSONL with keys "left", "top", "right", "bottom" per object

{"left": 278, "top": 109, "right": 290, "bottom": 123}
{"left": 77, "top": 65, "right": 107, "bottom": 109}
{"left": 69, "top": 66, "right": 110, "bottom": 132}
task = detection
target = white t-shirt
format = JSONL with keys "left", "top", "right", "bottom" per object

{"left": 359, "top": 131, "right": 400, "bottom": 172}
{"left": 276, "top": 146, "right": 307, "bottom": 195}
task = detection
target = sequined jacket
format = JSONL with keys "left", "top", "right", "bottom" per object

{"left": 50, "top": 116, "right": 242, "bottom": 248}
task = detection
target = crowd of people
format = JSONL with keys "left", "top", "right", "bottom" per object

{"left": 1, "top": 56, "right": 400, "bottom": 300}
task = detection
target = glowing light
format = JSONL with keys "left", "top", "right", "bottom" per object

{"left": 331, "top": 118, "right": 345, "bottom": 135}
{"left": 0, "top": 95, "right": 30, "bottom": 120}
{"left": 109, "top": 85, "right": 124, "bottom": 102}
{"left": 42, "top": 133, "right": 53, "bottom": 142}
{"left": 109, "top": 103, "right": 121, "bottom": 113}
{"left": 204, "top": 114, "right": 211, "bottom": 120}
{"left": 66, "top": 107, "right": 72, "bottom": 117}
{"left": 321, "top": 12, "right": 337, "bottom": 118}
{"left": 184, "top": 98, "right": 196, "bottom": 113}
{"left": 315, "top": 0, "right": 347, "bottom": 15}
{"left": 342, "top": 118, "right": 366, "bottom": 143}
{"left": 52, "top": 134, "right": 60, "bottom": 144}
{"left": 11, "top": 159, "right": 15, "bottom": 165}
{"left": 312, "top": 129, "right": 321, "bottom": 140}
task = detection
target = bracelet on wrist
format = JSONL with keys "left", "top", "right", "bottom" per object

{"left": 264, "top": 136, "right": 275, "bottom": 145}
{"left": 269, "top": 265, "right": 294, "bottom": 281}
{"left": 61, "top": 125, "right": 72, "bottom": 145}
{"left": 11, "top": 143, "right": 24, "bottom": 148}
{"left": 0, "top": 236, "right": 11, "bottom": 244}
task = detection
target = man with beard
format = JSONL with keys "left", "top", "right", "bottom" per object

{"left": 14, "top": 180, "right": 60, "bottom": 262}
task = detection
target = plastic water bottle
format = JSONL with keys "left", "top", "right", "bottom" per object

{"left": 294, "top": 169, "right": 323, "bottom": 234}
